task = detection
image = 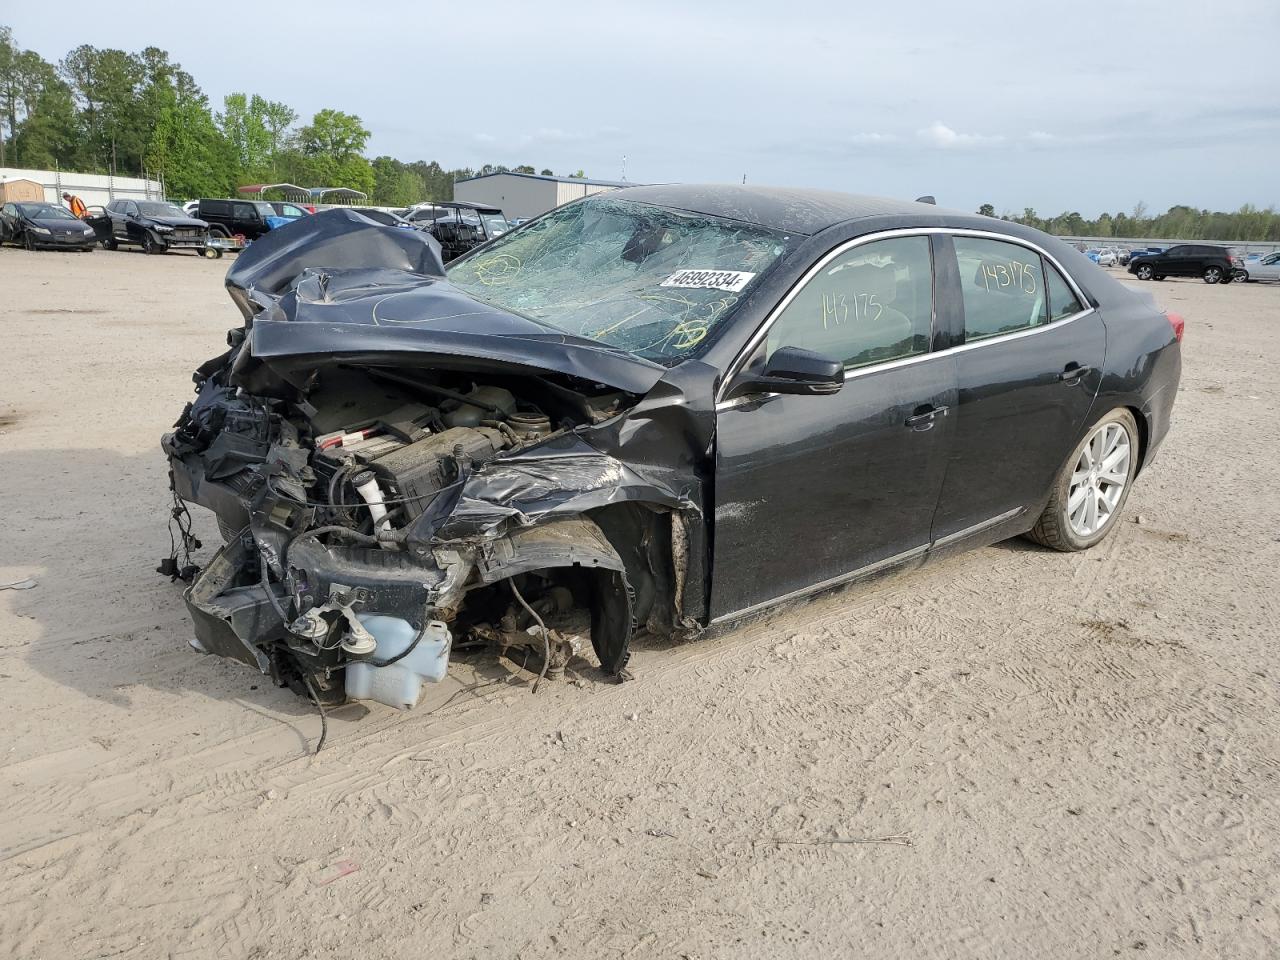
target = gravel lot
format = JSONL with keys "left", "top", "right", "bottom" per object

{"left": 1, "top": 246, "right": 1277, "bottom": 959}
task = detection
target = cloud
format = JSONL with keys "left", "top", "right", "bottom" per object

{"left": 917, "top": 121, "right": 1004, "bottom": 149}
{"left": 848, "top": 132, "right": 899, "bottom": 145}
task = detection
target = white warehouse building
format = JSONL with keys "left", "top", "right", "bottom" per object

{"left": 452, "top": 172, "right": 635, "bottom": 221}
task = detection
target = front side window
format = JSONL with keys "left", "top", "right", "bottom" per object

{"left": 764, "top": 236, "right": 934, "bottom": 369}
{"left": 954, "top": 236, "right": 1046, "bottom": 342}
{"left": 449, "top": 197, "right": 796, "bottom": 364}
{"left": 232, "top": 203, "right": 257, "bottom": 220}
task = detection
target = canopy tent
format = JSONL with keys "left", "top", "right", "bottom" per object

{"left": 309, "top": 187, "right": 368, "bottom": 204}
{"left": 237, "top": 183, "right": 312, "bottom": 202}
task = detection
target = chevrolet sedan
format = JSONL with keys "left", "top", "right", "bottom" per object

{"left": 163, "top": 188, "right": 1182, "bottom": 723}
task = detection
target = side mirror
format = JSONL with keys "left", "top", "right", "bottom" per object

{"left": 725, "top": 346, "right": 844, "bottom": 400}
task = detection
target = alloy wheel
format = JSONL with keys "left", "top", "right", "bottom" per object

{"left": 1204, "top": 266, "right": 1222, "bottom": 283}
{"left": 1137, "top": 265, "right": 1153, "bottom": 280}
{"left": 1067, "top": 421, "right": 1131, "bottom": 537}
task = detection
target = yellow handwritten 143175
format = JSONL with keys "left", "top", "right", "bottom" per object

{"left": 979, "top": 260, "right": 1037, "bottom": 294}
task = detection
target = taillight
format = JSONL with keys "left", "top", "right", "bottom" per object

{"left": 1166, "top": 311, "right": 1185, "bottom": 343}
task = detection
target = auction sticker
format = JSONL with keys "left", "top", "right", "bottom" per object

{"left": 660, "top": 269, "right": 757, "bottom": 293}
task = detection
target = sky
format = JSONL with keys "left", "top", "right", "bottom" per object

{"left": 6, "top": 0, "right": 1278, "bottom": 217}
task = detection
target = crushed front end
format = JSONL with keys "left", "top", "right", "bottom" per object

{"left": 161, "top": 210, "right": 703, "bottom": 711}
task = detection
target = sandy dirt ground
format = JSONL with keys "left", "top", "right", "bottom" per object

{"left": 1, "top": 245, "right": 1277, "bottom": 959}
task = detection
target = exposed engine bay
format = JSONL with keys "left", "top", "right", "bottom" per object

{"left": 161, "top": 210, "right": 709, "bottom": 724}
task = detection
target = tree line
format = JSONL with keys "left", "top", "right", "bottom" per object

{"left": 981, "top": 202, "right": 1280, "bottom": 242}
{"left": 0, "top": 26, "right": 589, "bottom": 204}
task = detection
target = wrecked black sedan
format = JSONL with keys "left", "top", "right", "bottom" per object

{"left": 164, "top": 186, "right": 1181, "bottom": 714}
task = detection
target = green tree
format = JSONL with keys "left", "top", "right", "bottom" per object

{"left": 59, "top": 44, "right": 147, "bottom": 173}
{"left": 260, "top": 98, "right": 296, "bottom": 177}
{"left": 539, "top": 168, "right": 553, "bottom": 176}
{"left": 976, "top": 203, "right": 995, "bottom": 217}
{"left": 298, "top": 108, "right": 369, "bottom": 160}
{"left": 219, "top": 92, "right": 272, "bottom": 178}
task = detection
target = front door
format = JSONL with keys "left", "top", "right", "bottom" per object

{"left": 930, "top": 235, "right": 1105, "bottom": 541}
{"left": 711, "top": 235, "right": 956, "bottom": 619}
{"left": 1169, "top": 246, "right": 1197, "bottom": 277}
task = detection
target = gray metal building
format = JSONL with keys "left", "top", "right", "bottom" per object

{"left": 452, "top": 172, "right": 634, "bottom": 220}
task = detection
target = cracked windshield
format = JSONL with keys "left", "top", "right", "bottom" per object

{"left": 447, "top": 197, "right": 794, "bottom": 363}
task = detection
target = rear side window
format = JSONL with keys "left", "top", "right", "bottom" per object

{"left": 202, "top": 200, "right": 229, "bottom": 216}
{"left": 954, "top": 237, "right": 1047, "bottom": 342}
{"left": 765, "top": 235, "right": 934, "bottom": 369}
{"left": 1045, "top": 261, "right": 1084, "bottom": 321}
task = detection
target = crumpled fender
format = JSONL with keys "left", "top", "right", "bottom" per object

{"left": 409, "top": 433, "right": 691, "bottom": 546}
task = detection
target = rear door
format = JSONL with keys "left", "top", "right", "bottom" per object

{"left": 712, "top": 234, "right": 956, "bottom": 618}
{"left": 930, "top": 234, "right": 1105, "bottom": 543}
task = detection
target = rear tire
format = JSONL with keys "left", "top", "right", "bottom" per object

{"left": 1203, "top": 266, "right": 1223, "bottom": 284}
{"left": 209, "top": 224, "right": 231, "bottom": 238}
{"left": 1025, "top": 408, "right": 1140, "bottom": 552}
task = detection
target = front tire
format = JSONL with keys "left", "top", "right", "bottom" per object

{"left": 102, "top": 237, "right": 118, "bottom": 251}
{"left": 1026, "top": 409, "right": 1139, "bottom": 552}
{"left": 1135, "top": 264, "right": 1154, "bottom": 280}
{"left": 24, "top": 232, "right": 36, "bottom": 251}
{"left": 143, "top": 234, "right": 165, "bottom": 255}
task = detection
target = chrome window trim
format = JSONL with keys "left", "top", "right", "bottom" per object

{"left": 715, "top": 226, "right": 1094, "bottom": 407}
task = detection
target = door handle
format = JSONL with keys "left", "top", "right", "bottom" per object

{"left": 905, "top": 404, "right": 949, "bottom": 430}
{"left": 1058, "top": 363, "right": 1094, "bottom": 383}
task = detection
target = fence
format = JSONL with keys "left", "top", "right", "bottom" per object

{"left": 1059, "top": 235, "right": 1280, "bottom": 257}
{"left": 0, "top": 167, "right": 164, "bottom": 208}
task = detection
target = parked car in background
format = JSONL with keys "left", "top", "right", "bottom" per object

{"left": 1096, "top": 248, "right": 1119, "bottom": 267}
{"left": 268, "top": 201, "right": 313, "bottom": 218}
{"left": 0, "top": 201, "right": 99, "bottom": 250}
{"left": 196, "top": 198, "right": 277, "bottom": 240}
{"left": 1237, "top": 251, "right": 1280, "bottom": 282}
{"left": 403, "top": 200, "right": 511, "bottom": 261}
{"left": 1117, "top": 248, "right": 1133, "bottom": 265}
{"left": 86, "top": 200, "right": 210, "bottom": 254}
{"left": 1128, "top": 244, "right": 1237, "bottom": 284}
{"left": 349, "top": 207, "right": 417, "bottom": 229}
{"left": 164, "top": 189, "right": 1182, "bottom": 712}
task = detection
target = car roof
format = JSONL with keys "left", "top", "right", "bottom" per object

{"left": 608, "top": 183, "right": 968, "bottom": 236}
{"left": 439, "top": 201, "right": 503, "bottom": 213}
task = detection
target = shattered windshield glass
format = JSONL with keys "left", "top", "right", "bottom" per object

{"left": 447, "top": 197, "right": 794, "bottom": 363}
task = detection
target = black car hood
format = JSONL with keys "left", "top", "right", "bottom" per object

{"left": 250, "top": 268, "right": 667, "bottom": 394}
{"left": 146, "top": 216, "right": 208, "bottom": 229}
{"left": 28, "top": 216, "right": 92, "bottom": 231}
{"left": 229, "top": 209, "right": 667, "bottom": 395}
